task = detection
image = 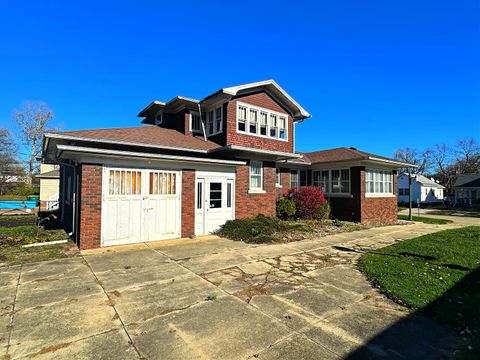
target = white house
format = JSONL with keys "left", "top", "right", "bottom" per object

{"left": 397, "top": 174, "right": 445, "bottom": 204}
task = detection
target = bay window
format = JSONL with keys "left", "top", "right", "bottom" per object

{"left": 366, "top": 169, "right": 393, "bottom": 195}
{"left": 249, "top": 161, "right": 263, "bottom": 190}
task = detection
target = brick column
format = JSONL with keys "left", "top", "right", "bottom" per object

{"left": 78, "top": 164, "right": 102, "bottom": 250}
{"left": 182, "top": 169, "right": 195, "bottom": 237}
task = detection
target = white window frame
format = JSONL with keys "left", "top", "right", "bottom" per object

{"left": 276, "top": 167, "right": 281, "bottom": 187}
{"left": 249, "top": 161, "right": 264, "bottom": 191}
{"left": 365, "top": 168, "right": 394, "bottom": 197}
{"left": 189, "top": 111, "right": 203, "bottom": 134}
{"left": 236, "top": 101, "right": 288, "bottom": 142}
{"left": 312, "top": 169, "right": 350, "bottom": 195}
{"left": 200, "top": 105, "right": 223, "bottom": 137}
{"left": 154, "top": 111, "right": 163, "bottom": 125}
{"left": 290, "top": 170, "right": 299, "bottom": 188}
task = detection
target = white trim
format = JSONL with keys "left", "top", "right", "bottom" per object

{"left": 367, "top": 156, "right": 416, "bottom": 168}
{"left": 215, "top": 144, "right": 301, "bottom": 159}
{"left": 365, "top": 193, "right": 396, "bottom": 198}
{"left": 189, "top": 110, "right": 203, "bottom": 134}
{"left": 45, "top": 132, "right": 210, "bottom": 154}
{"left": 248, "top": 189, "right": 266, "bottom": 194}
{"left": 236, "top": 101, "right": 289, "bottom": 142}
{"left": 56, "top": 145, "right": 246, "bottom": 166}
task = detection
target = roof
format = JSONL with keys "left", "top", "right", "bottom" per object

{"left": 413, "top": 174, "right": 445, "bottom": 189}
{"left": 46, "top": 126, "right": 220, "bottom": 153}
{"left": 455, "top": 173, "right": 480, "bottom": 187}
{"left": 298, "top": 147, "right": 415, "bottom": 167}
{"left": 36, "top": 169, "right": 60, "bottom": 179}
{"left": 138, "top": 80, "right": 311, "bottom": 121}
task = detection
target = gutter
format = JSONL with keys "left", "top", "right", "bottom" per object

{"left": 56, "top": 144, "right": 247, "bottom": 166}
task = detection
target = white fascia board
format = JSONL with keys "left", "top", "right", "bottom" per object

{"left": 137, "top": 100, "right": 166, "bottom": 116}
{"left": 56, "top": 145, "right": 246, "bottom": 166}
{"left": 213, "top": 144, "right": 302, "bottom": 159}
{"left": 44, "top": 132, "right": 210, "bottom": 154}
{"left": 367, "top": 157, "right": 417, "bottom": 168}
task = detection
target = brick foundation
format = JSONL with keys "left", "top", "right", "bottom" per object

{"left": 181, "top": 169, "right": 195, "bottom": 237}
{"left": 78, "top": 164, "right": 102, "bottom": 250}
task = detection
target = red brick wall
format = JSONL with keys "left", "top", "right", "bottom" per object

{"left": 236, "top": 160, "right": 276, "bottom": 218}
{"left": 276, "top": 167, "right": 291, "bottom": 198}
{"left": 226, "top": 93, "right": 294, "bottom": 153}
{"left": 182, "top": 169, "right": 195, "bottom": 237}
{"left": 78, "top": 164, "right": 102, "bottom": 250}
{"left": 360, "top": 170, "right": 398, "bottom": 224}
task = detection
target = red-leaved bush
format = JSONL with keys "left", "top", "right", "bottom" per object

{"left": 287, "top": 186, "right": 327, "bottom": 220}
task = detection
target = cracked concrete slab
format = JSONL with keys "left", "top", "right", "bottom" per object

{"left": 256, "top": 333, "right": 338, "bottom": 360}
{"left": 8, "top": 293, "right": 121, "bottom": 359}
{"left": 20, "top": 257, "right": 86, "bottom": 283}
{"left": 91, "top": 260, "right": 191, "bottom": 292}
{"left": 112, "top": 273, "right": 224, "bottom": 325}
{"left": 131, "top": 296, "right": 291, "bottom": 360}
{"left": 0, "top": 266, "right": 20, "bottom": 287}
{"left": 179, "top": 251, "right": 253, "bottom": 274}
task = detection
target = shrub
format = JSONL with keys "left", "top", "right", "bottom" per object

{"left": 7, "top": 186, "right": 38, "bottom": 197}
{"left": 288, "top": 186, "right": 327, "bottom": 220}
{"left": 216, "top": 215, "right": 285, "bottom": 243}
{"left": 276, "top": 197, "right": 296, "bottom": 219}
{"left": 319, "top": 201, "right": 331, "bottom": 221}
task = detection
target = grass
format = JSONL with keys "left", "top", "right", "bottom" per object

{"left": 428, "top": 210, "right": 480, "bottom": 218}
{"left": 215, "top": 214, "right": 365, "bottom": 244}
{"left": 359, "top": 227, "right": 480, "bottom": 357}
{"left": 0, "top": 215, "right": 78, "bottom": 265}
{"left": 0, "top": 195, "right": 29, "bottom": 201}
{"left": 398, "top": 214, "right": 453, "bottom": 224}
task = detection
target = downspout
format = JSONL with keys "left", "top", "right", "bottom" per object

{"left": 53, "top": 159, "right": 77, "bottom": 238}
{"left": 198, "top": 103, "right": 207, "bottom": 142}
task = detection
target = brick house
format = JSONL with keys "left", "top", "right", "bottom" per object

{"left": 42, "top": 80, "right": 411, "bottom": 250}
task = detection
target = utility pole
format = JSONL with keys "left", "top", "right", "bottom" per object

{"left": 408, "top": 170, "right": 413, "bottom": 221}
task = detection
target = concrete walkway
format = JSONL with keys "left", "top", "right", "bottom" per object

{"left": 1, "top": 217, "right": 477, "bottom": 359}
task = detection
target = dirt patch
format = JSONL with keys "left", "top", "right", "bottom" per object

{"left": 234, "top": 283, "right": 271, "bottom": 303}
{"left": 29, "top": 342, "right": 71, "bottom": 357}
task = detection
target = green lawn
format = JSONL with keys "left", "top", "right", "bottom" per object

{"left": 0, "top": 195, "right": 29, "bottom": 201}
{"left": 398, "top": 214, "right": 453, "bottom": 224}
{"left": 0, "top": 215, "right": 78, "bottom": 265}
{"left": 359, "top": 227, "right": 480, "bottom": 356}
{"left": 428, "top": 210, "right": 480, "bottom": 218}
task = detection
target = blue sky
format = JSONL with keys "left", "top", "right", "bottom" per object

{"left": 0, "top": 0, "right": 478, "bottom": 157}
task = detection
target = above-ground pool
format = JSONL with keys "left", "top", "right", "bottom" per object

{"left": 0, "top": 201, "right": 38, "bottom": 209}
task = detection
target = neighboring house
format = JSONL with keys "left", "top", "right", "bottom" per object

{"left": 397, "top": 174, "right": 445, "bottom": 204}
{"left": 454, "top": 173, "right": 480, "bottom": 206}
{"left": 36, "top": 164, "right": 60, "bottom": 210}
{"left": 42, "top": 80, "right": 412, "bottom": 250}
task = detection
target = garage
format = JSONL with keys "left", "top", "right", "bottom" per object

{"left": 101, "top": 166, "right": 181, "bottom": 247}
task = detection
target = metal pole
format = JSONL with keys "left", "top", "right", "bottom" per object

{"left": 408, "top": 170, "right": 413, "bottom": 220}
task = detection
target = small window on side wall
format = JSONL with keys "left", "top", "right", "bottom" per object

{"left": 249, "top": 161, "right": 263, "bottom": 190}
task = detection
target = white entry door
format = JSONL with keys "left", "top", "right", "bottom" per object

{"left": 101, "top": 167, "right": 181, "bottom": 247}
{"left": 195, "top": 176, "right": 234, "bottom": 236}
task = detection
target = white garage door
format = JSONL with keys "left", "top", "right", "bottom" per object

{"left": 101, "top": 167, "right": 181, "bottom": 247}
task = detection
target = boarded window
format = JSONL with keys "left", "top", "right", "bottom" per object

{"left": 109, "top": 170, "right": 142, "bottom": 195}
{"left": 149, "top": 172, "right": 177, "bottom": 195}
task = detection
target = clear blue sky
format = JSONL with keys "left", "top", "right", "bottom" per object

{"left": 0, "top": 0, "right": 478, "bottom": 157}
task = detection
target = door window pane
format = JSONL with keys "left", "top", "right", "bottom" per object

{"left": 227, "top": 183, "right": 232, "bottom": 208}
{"left": 197, "top": 182, "right": 203, "bottom": 209}
{"left": 210, "top": 182, "right": 222, "bottom": 208}
{"left": 149, "top": 172, "right": 177, "bottom": 195}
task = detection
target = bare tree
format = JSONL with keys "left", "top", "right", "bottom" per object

{"left": 394, "top": 147, "right": 431, "bottom": 174}
{"left": 454, "top": 138, "right": 480, "bottom": 174}
{"left": 0, "top": 127, "right": 24, "bottom": 194}
{"left": 13, "top": 101, "right": 54, "bottom": 185}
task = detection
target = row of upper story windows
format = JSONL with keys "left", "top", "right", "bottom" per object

{"left": 156, "top": 101, "right": 290, "bottom": 141}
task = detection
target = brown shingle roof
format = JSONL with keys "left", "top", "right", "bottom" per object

{"left": 55, "top": 126, "right": 220, "bottom": 152}
{"left": 300, "top": 147, "right": 398, "bottom": 164}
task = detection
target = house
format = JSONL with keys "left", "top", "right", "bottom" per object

{"left": 42, "top": 80, "right": 412, "bottom": 250}
{"left": 36, "top": 163, "right": 60, "bottom": 210}
{"left": 397, "top": 174, "right": 445, "bottom": 205}
{"left": 454, "top": 173, "right": 480, "bottom": 206}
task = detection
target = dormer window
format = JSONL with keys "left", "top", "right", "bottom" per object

{"left": 203, "top": 106, "right": 223, "bottom": 136}
{"left": 215, "top": 107, "right": 223, "bottom": 133}
{"left": 190, "top": 111, "right": 202, "bottom": 133}
{"left": 154, "top": 111, "right": 163, "bottom": 125}
{"left": 236, "top": 102, "right": 288, "bottom": 141}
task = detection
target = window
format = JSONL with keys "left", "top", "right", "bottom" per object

{"left": 149, "top": 171, "right": 177, "bottom": 195}
{"left": 207, "top": 110, "right": 214, "bottom": 135}
{"left": 154, "top": 111, "right": 163, "bottom": 125}
{"left": 209, "top": 182, "right": 222, "bottom": 208}
{"left": 249, "top": 161, "right": 263, "bottom": 190}
{"left": 399, "top": 188, "right": 409, "bottom": 196}
{"left": 366, "top": 169, "right": 393, "bottom": 194}
{"left": 260, "top": 111, "right": 268, "bottom": 135}
{"left": 331, "top": 169, "right": 350, "bottom": 193}
{"left": 197, "top": 182, "right": 203, "bottom": 209}
{"left": 215, "top": 107, "right": 223, "bottom": 134}
{"left": 269, "top": 114, "right": 277, "bottom": 138}
{"left": 313, "top": 170, "right": 330, "bottom": 192}
{"left": 109, "top": 170, "right": 142, "bottom": 195}
{"left": 290, "top": 170, "right": 299, "bottom": 188}
{"left": 238, "top": 106, "right": 247, "bottom": 132}
{"left": 276, "top": 167, "right": 281, "bottom": 186}
{"left": 279, "top": 116, "right": 287, "bottom": 139}
{"left": 249, "top": 109, "right": 258, "bottom": 134}
{"left": 300, "top": 170, "right": 308, "bottom": 186}
{"left": 227, "top": 182, "right": 232, "bottom": 208}
{"left": 190, "top": 111, "right": 202, "bottom": 133}
{"left": 236, "top": 102, "right": 288, "bottom": 141}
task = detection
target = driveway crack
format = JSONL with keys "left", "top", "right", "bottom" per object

{"left": 5, "top": 264, "right": 22, "bottom": 357}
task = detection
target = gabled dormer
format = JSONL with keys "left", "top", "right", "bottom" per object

{"left": 137, "top": 80, "right": 311, "bottom": 154}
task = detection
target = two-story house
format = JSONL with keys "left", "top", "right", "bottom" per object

{"left": 42, "top": 80, "right": 412, "bottom": 249}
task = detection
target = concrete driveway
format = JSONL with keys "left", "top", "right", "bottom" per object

{"left": 1, "top": 217, "right": 476, "bottom": 359}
